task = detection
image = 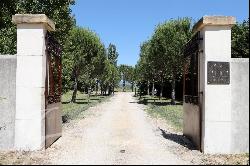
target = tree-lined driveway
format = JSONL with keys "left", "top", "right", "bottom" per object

{"left": 48, "top": 92, "right": 190, "bottom": 165}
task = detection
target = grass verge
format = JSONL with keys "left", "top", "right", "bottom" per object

{"left": 138, "top": 95, "right": 183, "bottom": 132}
{"left": 62, "top": 91, "right": 110, "bottom": 123}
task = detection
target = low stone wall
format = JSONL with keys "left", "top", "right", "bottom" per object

{"left": 231, "top": 58, "right": 249, "bottom": 153}
{"left": 0, "top": 55, "right": 17, "bottom": 150}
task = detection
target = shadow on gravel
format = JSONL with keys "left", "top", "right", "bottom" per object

{"left": 62, "top": 101, "right": 71, "bottom": 104}
{"left": 130, "top": 99, "right": 183, "bottom": 106}
{"left": 75, "top": 101, "right": 90, "bottom": 104}
{"left": 159, "top": 128, "right": 197, "bottom": 150}
{"left": 90, "top": 98, "right": 101, "bottom": 100}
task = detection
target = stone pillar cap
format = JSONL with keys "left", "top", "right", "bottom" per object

{"left": 12, "top": 14, "right": 55, "bottom": 31}
{"left": 193, "top": 16, "right": 236, "bottom": 33}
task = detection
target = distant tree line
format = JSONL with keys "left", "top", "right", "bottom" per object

{"left": 63, "top": 27, "right": 120, "bottom": 102}
{"left": 118, "top": 64, "right": 135, "bottom": 92}
{"left": 135, "top": 18, "right": 192, "bottom": 105}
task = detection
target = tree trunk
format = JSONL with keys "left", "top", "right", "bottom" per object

{"left": 151, "top": 82, "right": 155, "bottom": 96}
{"left": 131, "top": 82, "right": 134, "bottom": 92}
{"left": 105, "top": 86, "right": 107, "bottom": 95}
{"left": 100, "top": 84, "right": 103, "bottom": 96}
{"left": 123, "top": 80, "right": 125, "bottom": 92}
{"left": 102, "top": 85, "right": 104, "bottom": 96}
{"left": 87, "top": 86, "right": 90, "bottom": 104}
{"left": 97, "top": 82, "right": 99, "bottom": 93}
{"left": 95, "top": 82, "right": 98, "bottom": 96}
{"left": 112, "top": 81, "right": 115, "bottom": 95}
{"left": 139, "top": 87, "right": 142, "bottom": 99}
{"left": 71, "top": 69, "right": 78, "bottom": 103}
{"left": 108, "top": 85, "right": 112, "bottom": 95}
{"left": 159, "top": 83, "right": 163, "bottom": 100}
{"left": 135, "top": 87, "right": 137, "bottom": 96}
{"left": 171, "top": 79, "right": 176, "bottom": 105}
{"left": 147, "top": 80, "right": 150, "bottom": 95}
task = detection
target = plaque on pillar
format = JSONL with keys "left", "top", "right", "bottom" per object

{"left": 207, "top": 61, "right": 230, "bottom": 85}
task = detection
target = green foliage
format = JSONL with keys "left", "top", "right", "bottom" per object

{"left": 150, "top": 18, "right": 192, "bottom": 82}
{"left": 107, "top": 44, "right": 120, "bottom": 86}
{"left": 135, "top": 41, "right": 154, "bottom": 83}
{"left": 99, "top": 59, "right": 119, "bottom": 94}
{"left": 0, "top": 26, "right": 16, "bottom": 54}
{"left": 119, "top": 64, "right": 135, "bottom": 91}
{"left": 63, "top": 27, "right": 104, "bottom": 92}
{"left": 137, "top": 18, "right": 192, "bottom": 83}
{"left": 0, "top": 0, "right": 75, "bottom": 54}
{"left": 232, "top": 19, "right": 249, "bottom": 58}
{"left": 61, "top": 54, "right": 74, "bottom": 93}
{"left": 62, "top": 91, "right": 110, "bottom": 123}
{"left": 119, "top": 64, "right": 135, "bottom": 83}
{"left": 107, "top": 43, "right": 119, "bottom": 66}
{"left": 136, "top": 18, "right": 192, "bottom": 101}
{"left": 98, "top": 43, "right": 120, "bottom": 95}
{"left": 0, "top": 0, "right": 17, "bottom": 54}
{"left": 63, "top": 28, "right": 120, "bottom": 99}
{"left": 139, "top": 96, "right": 183, "bottom": 132}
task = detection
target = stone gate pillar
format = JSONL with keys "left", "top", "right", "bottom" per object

{"left": 12, "top": 14, "right": 55, "bottom": 150}
{"left": 193, "top": 16, "right": 236, "bottom": 154}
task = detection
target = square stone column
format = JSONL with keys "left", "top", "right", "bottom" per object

{"left": 12, "top": 14, "right": 55, "bottom": 150}
{"left": 193, "top": 16, "right": 236, "bottom": 154}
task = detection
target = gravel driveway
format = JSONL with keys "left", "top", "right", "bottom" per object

{"left": 47, "top": 92, "right": 190, "bottom": 165}
{"left": 1, "top": 92, "right": 248, "bottom": 165}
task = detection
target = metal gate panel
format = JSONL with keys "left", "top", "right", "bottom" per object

{"left": 45, "top": 32, "right": 62, "bottom": 148}
{"left": 183, "top": 31, "right": 203, "bottom": 150}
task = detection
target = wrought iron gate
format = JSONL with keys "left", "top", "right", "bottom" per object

{"left": 183, "top": 31, "right": 203, "bottom": 150}
{"left": 45, "top": 32, "right": 62, "bottom": 148}
{"left": 183, "top": 32, "right": 202, "bottom": 105}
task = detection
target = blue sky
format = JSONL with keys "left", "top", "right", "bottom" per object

{"left": 71, "top": 0, "right": 249, "bottom": 66}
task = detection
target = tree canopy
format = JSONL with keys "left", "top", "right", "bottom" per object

{"left": 0, "top": 0, "right": 75, "bottom": 54}
{"left": 136, "top": 18, "right": 192, "bottom": 103}
{"left": 232, "top": 19, "right": 249, "bottom": 58}
{"left": 63, "top": 27, "right": 108, "bottom": 102}
{"left": 107, "top": 44, "right": 119, "bottom": 66}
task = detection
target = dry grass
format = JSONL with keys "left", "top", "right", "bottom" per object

{"left": 0, "top": 151, "right": 47, "bottom": 165}
{"left": 201, "top": 153, "right": 249, "bottom": 165}
{"left": 138, "top": 95, "right": 183, "bottom": 132}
